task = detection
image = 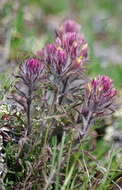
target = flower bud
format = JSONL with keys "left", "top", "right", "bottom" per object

{"left": 21, "top": 57, "right": 44, "bottom": 83}
{"left": 82, "top": 75, "right": 117, "bottom": 117}
{"left": 57, "top": 19, "right": 81, "bottom": 37}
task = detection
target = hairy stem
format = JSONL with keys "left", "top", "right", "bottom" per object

{"left": 27, "top": 84, "right": 32, "bottom": 135}
{"left": 59, "top": 77, "right": 69, "bottom": 105}
{"left": 81, "top": 111, "right": 93, "bottom": 138}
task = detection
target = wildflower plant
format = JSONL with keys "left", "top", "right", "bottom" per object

{"left": 2, "top": 19, "right": 118, "bottom": 189}
{"left": 79, "top": 75, "right": 117, "bottom": 137}
{"left": 12, "top": 20, "right": 117, "bottom": 139}
{"left": 14, "top": 57, "right": 44, "bottom": 135}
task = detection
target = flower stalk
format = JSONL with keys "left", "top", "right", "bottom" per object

{"left": 13, "top": 57, "right": 44, "bottom": 135}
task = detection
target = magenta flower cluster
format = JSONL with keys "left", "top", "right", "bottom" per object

{"left": 37, "top": 19, "right": 88, "bottom": 76}
{"left": 91, "top": 76, "right": 117, "bottom": 99}
{"left": 57, "top": 19, "right": 81, "bottom": 36}
{"left": 82, "top": 75, "right": 117, "bottom": 118}
{"left": 26, "top": 58, "right": 43, "bottom": 75}
{"left": 20, "top": 57, "right": 44, "bottom": 84}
